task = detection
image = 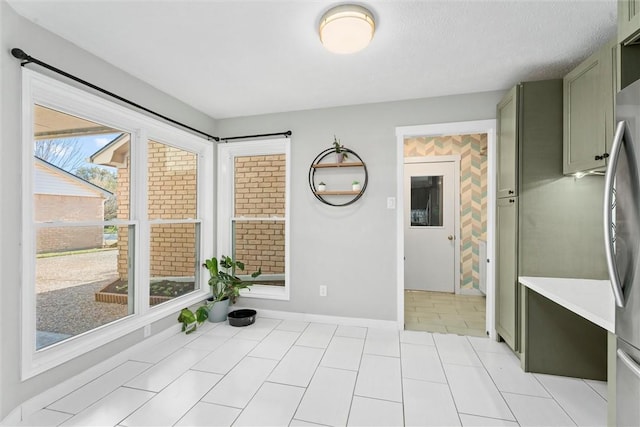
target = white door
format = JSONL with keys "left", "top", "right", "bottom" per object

{"left": 404, "top": 160, "right": 457, "bottom": 292}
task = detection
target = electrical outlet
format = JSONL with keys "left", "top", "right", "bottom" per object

{"left": 387, "top": 197, "right": 396, "bottom": 209}
{"left": 319, "top": 285, "right": 327, "bottom": 297}
{"left": 143, "top": 325, "right": 151, "bottom": 338}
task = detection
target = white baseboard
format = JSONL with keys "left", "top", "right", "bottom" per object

{"left": 1, "top": 324, "right": 181, "bottom": 426}
{"left": 457, "top": 288, "right": 484, "bottom": 296}
{"left": 233, "top": 306, "right": 398, "bottom": 330}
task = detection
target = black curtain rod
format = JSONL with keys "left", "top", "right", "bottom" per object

{"left": 11, "top": 48, "right": 220, "bottom": 142}
{"left": 219, "top": 130, "right": 292, "bottom": 142}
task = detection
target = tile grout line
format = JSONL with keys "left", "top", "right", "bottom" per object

{"left": 465, "top": 335, "right": 519, "bottom": 424}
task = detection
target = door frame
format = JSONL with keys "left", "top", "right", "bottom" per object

{"left": 404, "top": 155, "right": 461, "bottom": 294}
{"left": 396, "top": 120, "right": 497, "bottom": 339}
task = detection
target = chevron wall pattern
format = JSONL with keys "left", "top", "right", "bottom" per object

{"left": 404, "top": 134, "right": 488, "bottom": 291}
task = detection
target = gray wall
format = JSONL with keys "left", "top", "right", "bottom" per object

{"left": 0, "top": 1, "right": 216, "bottom": 419}
{"left": 218, "top": 93, "right": 504, "bottom": 319}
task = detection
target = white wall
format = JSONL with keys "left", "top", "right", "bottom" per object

{"left": 0, "top": 0, "right": 217, "bottom": 419}
{"left": 218, "top": 92, "right": 504, "bottom": 321}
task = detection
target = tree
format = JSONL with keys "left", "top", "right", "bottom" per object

{"left": 34, "top": 138, "right": 86, "bottom": 173}
{"left": 76, "top": 165, "right": 118, "bottom": 221}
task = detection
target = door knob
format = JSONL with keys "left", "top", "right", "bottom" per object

{"left": 448, "top": 235, "right": 454, "bottom": 241}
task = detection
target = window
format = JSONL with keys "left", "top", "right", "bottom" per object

{"left": 410, "top": 175, "right": 443, "bottom": 227}
{"left": 22, "top": 69, "right": 213, "bottom": 378}
{"left": 218, "top": 140, "right": 290, "bottom": 300}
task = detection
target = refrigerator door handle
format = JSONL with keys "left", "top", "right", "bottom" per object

{"left": 617, "top": 348, "right": 640, "bottom": 379}
{"left": 604, "top": 120, "right": 627, "bottom": 308}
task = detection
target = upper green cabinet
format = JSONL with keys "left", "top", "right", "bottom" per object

{"left": 563, "top": 40, "right": 616, "bottom": 175}
{"left": 619, "top": 0, "right": 640, "bottom": 45}
{"left": 497, "top": 85, "right": 519, "bottom": 198}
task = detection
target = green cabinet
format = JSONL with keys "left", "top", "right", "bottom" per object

{"left": 496, "top": 197, "right": 518, "bottom": 351}
{"left": 618, "top": 0, "right": 640, "bottom": 45}
{"left": 563, "top": 40, "right": 616, "bottom": 175}
{"left": 495, "top": 80, "right": 563, "bottom": 354}
{"left": 497, "top": 86, "right": 519, "bottom": 198}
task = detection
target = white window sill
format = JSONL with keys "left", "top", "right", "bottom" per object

{"left": 23, "top": 289, "right": 210, "bottom": 380}
{"left": 240, "top": 284, "right": 289, "bottom": 301}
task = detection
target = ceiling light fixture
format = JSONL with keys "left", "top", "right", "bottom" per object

{"left": 319, "top": 4, "right": 375, "bottom": 54}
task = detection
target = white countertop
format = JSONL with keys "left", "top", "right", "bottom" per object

{"left": 519, "top": 276, "right": 614, "bottom": 333}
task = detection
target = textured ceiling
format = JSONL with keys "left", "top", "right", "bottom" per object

{"left": 8, "top": 1, "right": 617, "bottom": 119}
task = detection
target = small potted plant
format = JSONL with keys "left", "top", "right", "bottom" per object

{"left": 178, "top": 256, "right": 262, "bottom": 331}
{"left": 202, "top": 255, "right": 261, "bottom": 322}
{"left": 333, "top": 135, "right": 348, "bottom": 163}
{"left": 352, "top": 180, "right": 361, "bottom": 191}
{"left": 317, "top": 182, "right": 326, "bottom": 192}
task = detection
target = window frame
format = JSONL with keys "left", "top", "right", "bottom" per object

{"left": 21, "top": 69, "right": 214, "bottom": 379}
{"left": 217, "top": 139, "right": 291, "bottom": 301}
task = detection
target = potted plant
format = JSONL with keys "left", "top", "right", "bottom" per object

{"left": 202, "top": 255, "right": 262, "bottom": 322}
{"left": 352, "top": 180, "right": 361, "bottom": 191}
{"left": 318, "top": 181, "right": 326, "bottom": 192}
{"left": 333, "top": 135, "right": 348, "bottom": 163}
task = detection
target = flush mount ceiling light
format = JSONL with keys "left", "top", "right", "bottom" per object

{"left": 319, "top": 4, "right": 375, "bottom": 54}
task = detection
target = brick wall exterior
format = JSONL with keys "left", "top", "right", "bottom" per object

{"left": 234, "top": 155, "right": 286, "bottom": 275}
{"left": 116, "top": 141, "right": 197, "bottom": 280}
{"left": 35, "top": 194, "right": 104, "bottom": 253}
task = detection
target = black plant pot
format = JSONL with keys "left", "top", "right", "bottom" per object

{"left": 227, "top": 309, "right": 257, "bottom": 327}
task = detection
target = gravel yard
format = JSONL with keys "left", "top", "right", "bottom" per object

{"left": 36, "top": 249, "right": 128, "bottom": 338}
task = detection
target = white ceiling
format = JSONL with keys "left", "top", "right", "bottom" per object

{"left": 8, "top": 0, "right": 617, "bottom": 119}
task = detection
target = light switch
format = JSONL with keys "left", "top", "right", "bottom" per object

{"left": 387, "top": 197, "right": 396, "bottom": 209}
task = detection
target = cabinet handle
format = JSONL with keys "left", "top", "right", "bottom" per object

{"left": 509, "top": 199, "right": 515, "bottom": 203}
{"left": 508, "top": 190, "right": 515, "bottom": 194}
{"left": 595, "top": 153, "right": 610, "bottom": 161}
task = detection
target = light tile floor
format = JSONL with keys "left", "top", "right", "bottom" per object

{"left": 16, "top": 316, "right": 607, "bottom": 427}
{"left": 405, "top": 290, "right": 487, "bottom": 337}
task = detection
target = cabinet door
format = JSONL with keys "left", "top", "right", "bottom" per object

{"left": 563, "top": 43, "right": 612, "bottom": 174}
{"left": 496, "top": 197, "right": 518, "bottom": 351}
{"left": 619, "top": 0, "right": 640, "bottom": 44}
{"left": 497, "top": 86, "right": 519, "bottom": 198}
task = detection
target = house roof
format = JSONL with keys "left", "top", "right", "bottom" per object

{"left": 89, "top": 133, "right": 130, "bottom": 168}
{"left": 34, "top": 157, "right": 113, "bottom": 198}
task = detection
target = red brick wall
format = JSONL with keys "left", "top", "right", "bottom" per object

{"left": 34, "top": 194, "right": 104, "bottom": 253}
{"left": 117, "top": 141, "right": 197, "bottom": 279}
{"left": 234, "top": 155, "right": 285, "bottom": 275}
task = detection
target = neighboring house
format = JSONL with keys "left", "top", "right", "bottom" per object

{"left": 34, "top": 157, "right": 112, "bottom": 253}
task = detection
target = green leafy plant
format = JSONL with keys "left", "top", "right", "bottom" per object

{"left": 177, "top": 306, "right": 209, "bottom": 334}
{"left": 177, "top": 256, "right": 261, "bottom": 334}
{"left": 333, "top": 135, "right": 348, "bottom": 160}
{"left": 352, "top": 180, "right": 360, "bottom": 185}
{"left": 203, "top": 255, "right": 262, "bottom": 304}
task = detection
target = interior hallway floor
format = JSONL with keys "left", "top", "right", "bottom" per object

{"left": 15, "top": 316, "right": 607, "bottom": 427}
{"left": 405, "top": 290, "right": 487, "bottom": 337}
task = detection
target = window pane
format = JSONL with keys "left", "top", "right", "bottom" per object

{"left": 410, "top": 175, "right": 443, "bottom": 226}
{"left": 34, "top": 104, "right": 129, "bottom": 223}
{"left": 35, "top": 226, "right": 133, "bottom": 350}
{"left": 148, "top": 140, "right": 197, "bottom": 220}
{"left": 33, "top": 105, "right": 133, "bottom": 350}
{"left": 235, "top": 154, "right": 285, "bottom": 217}
{"left": 149, "top": 223, "right": 198, "bottom": 306}
{"left": 233, "top": 220, "right": 285, "bottom": 286}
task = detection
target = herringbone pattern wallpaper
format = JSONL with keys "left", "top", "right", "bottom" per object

{"left": 404, "top": 134, "right": 488, "bottom": 291}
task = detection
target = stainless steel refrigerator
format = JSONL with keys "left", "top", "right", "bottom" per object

{"left": 605, "top": 78, "right": 640, "bottom": 426}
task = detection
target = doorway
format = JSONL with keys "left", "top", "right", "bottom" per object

{"left": 404, "top": 158, "right": 459, "bottom": 293}
{"left": 396, "top": 120, "right": 497, "bottom": 339}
